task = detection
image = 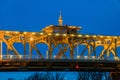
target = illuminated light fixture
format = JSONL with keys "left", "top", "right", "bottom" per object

{"left": 19, "top": 55, "right": 22, "bottom": 59}
{"left": 6, "top": 31, "right": 10, "bottom": 33}
{"left": 79, "top": 26, "right": 82, "bottom": 28}
{"left": 10, "top": 55, "right": 13, "bottom": 59}
{"left": 85, "top": 35, "right": 89, "bottom": 37}
{"left": 46, "top": 26, "right": 49, "bottom": 28}
{"left": 114, "top": 57, "right": 119, "bottom": 61}
{"left": 107, "top": 36, "right": 110, "bottom": 38}
{"left": 78, "top": 34, "right": 82, "bottom": 37}
{"left": 77, "top": 56, "right": 80, "bottom": 59}
{"left": 100, "top": 35, "right": 103, "bottom": 38}
{"left": 48, "top": 33, "right": 52, "bottom": 36}
{"left": 71, "top": 34, "right": 75, "bottom": 37}
{"left": 63, "top": 34, "right": 67, "bottom": 36}
{"left": 54, "top": 55, "right": 56, "bottom": 59}
{"left": 24, "top": 32, "right": 27, "bottom": 34}
{"left": 55, "top": 33, "right": 59, "bottom": 36}
{"left": 40, "top": 32, "right": 44, "bottom": 35}
{"left": 30, "top": 37, "right": 34, "bottom": 41}
{"left": 93, "top": 35, "right": 96, "bottom": 37}
{"left": 114, "top": 36, "right": 117, "bottom": 39}
{"left": 50, "top": 25, "right": 53, "bottom": 26}
{"left": 0, "top": 55, "right": 2, "bottom": 58}
{"left": 92, "top": 56, "right": 96, "bottom": 59}
{"left": 72, "top": 26, "right": 75, "bottom": 28}
{"left": 15, "top": 31, "right": 19, "bottom": 34}
{"left": 32, "top": 32, "right": 35, "bottom": 35}
{"left": 84, "top": 56, "right": 88, "bottom": 59}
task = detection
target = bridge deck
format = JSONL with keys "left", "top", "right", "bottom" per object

{"left": 0, "top": 59, "right": 120, "bottom": 72}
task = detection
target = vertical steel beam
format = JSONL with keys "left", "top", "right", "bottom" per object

{"left": 93, "top": 40, "right": 96, "bottom": 57}
{"left": 30, "top": 43, "right": 44, "bottom": 59}
{"left": 114, "top": 39, "right": 117, "bottom": 57}
{"left": 48, "top": 37, "right": 53, "bottom": 59}
{"left": 23, "top": 36, "right": 26, "bottom": 59}
{"left": 48, "top": 44, "right": 52, "bottom": 59}
{"left": 88, "top": 45, "right": 91, "bottom": 59}
{"left": 6, "top": 46, "right": 9, "bottom": 59}
{"left": 29, "top": 44, "right": 32, "bottom": 59}
{"left": 70, "top": 38, "right": 74, "bottom": 59}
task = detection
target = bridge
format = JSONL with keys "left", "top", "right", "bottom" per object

{"left": 0, "top": 13, "right": 120, "bottom": 72}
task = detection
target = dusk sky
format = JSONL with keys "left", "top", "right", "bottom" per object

{"left": 0, "top": 0, "right": 120, "bottom": 80}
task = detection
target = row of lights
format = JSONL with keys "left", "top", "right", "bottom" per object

{"left": 4, "top": 31, "right": 120, "bottom": 39}
{"left": 21, "top": 35, "right": 120, "bottom": 41}
{"left": 0, "top": 55, "right": 119, "bottom": 61}
{"left": 76, "top": 56, "right": 96, "bottom": 59}
{"left": 43, "top": 33, "right": 120, "bottom": 39}
{"left": 76, "top": 56, "right": 120, "bottom": 60}
{"left": 5, "top": 31, "right": 38, "bottom": 35}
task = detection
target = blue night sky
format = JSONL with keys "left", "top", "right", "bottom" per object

{"left": 0, "top": 0, "right": 120, "bottom": 80}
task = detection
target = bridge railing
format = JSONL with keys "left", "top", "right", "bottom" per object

{"left": 0, "top": 55, "right": 119, "bottom": 61}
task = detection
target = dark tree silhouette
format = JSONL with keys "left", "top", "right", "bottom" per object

{"left": 76, "top": 72, "right": 112, "bottom": 80}
{"left": 8, "top": 78, "right": 14, "bottom": 80}
{"left": 25, "top": 72, "right": 65, "bottom": 80}
{"left": 46, "top": 72, "right": 65, "bottom": 80}
{"left": 25, "top": 72, "right": 47, "bottom": 80}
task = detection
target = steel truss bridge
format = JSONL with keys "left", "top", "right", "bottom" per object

{"left": 0, "top": 14, "right": 120, "bottom": 72}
